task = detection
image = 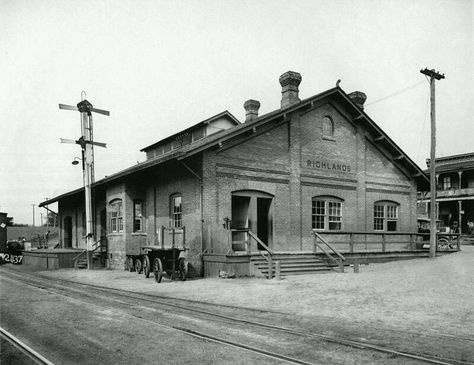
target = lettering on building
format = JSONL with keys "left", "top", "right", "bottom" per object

{"left": 306, "top": 159, "right": 352, "bottom": 173}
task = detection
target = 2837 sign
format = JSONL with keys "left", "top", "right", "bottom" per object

{"left": 0, "top": 253, "right": 23, "bottom": 264}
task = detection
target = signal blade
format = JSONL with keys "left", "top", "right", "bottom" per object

{"left": 90, "top": 107, "right": 110, "bottom": 116}
{"left": 90, "top": 141, "right": 107, "bottom": 148}
{"left": 60, "top": 138, "right": 77, "bottom": 144}
{"left": 59, "top": 104, "right": 78, "bottom": 111}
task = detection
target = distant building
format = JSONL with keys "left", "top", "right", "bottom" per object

{"left": 418, "top": 153, "right": 474, "bottom": 233}
{"left": 40, "top": 71, "right": 429, "bottom": 276}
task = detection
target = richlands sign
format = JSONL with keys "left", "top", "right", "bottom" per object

{"left": 306, "top": 159, "right": 352, "bottom": 172}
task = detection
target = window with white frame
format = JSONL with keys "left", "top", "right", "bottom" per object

{"left": 110, "top": 199, "right": 123, "bottom": 233}
{"left": 170, "top": 194, "right": 182, "bottom": 228}
{"left": 312, "top": 196, "right": 343, "bottom": 230}
{"left": 133, "top": 200, "right": 144, "bottom": 232}
{"left": 374, "top": 201, "right": 399, "bottom": 231}
{"left": 442, "top": 176, "right": 452, "bottom": 190}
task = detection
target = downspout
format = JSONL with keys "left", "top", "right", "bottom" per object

{"left": 180, "top": 160, "right": 204, "bottom": 255}
{"left": 154, "top": 186, "right": 157, "bottom": 245}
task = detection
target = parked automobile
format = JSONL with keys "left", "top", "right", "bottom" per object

{"left": 417, "top": 218, "right": 458, "bottom": 251}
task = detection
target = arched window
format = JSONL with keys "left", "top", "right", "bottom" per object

{"left": 374, "top": 201, "right": 399, "bottom": 231}
{"left": 322, "top": 116, "right": 334, "bottom": 137}
{"left": 170, "top": 194, "right": 182, "bottom": 228}
{"left": 312, "top": 196, "right": 343, "bottom": 230}
{"left": 109, "top": 199, "right": 123, "bottom": 233}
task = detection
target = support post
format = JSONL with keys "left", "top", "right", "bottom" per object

{"left": 171, "top": 228, "right": 176, "bottom": 280}
{"left": 268, "top": 255, "right": 273, "bottom": 279}
{"left": 338, "top": 259, "right": 344, "bottom": 273}
{"left": 275, "top": 260, "right": 281, "bottom": 280}
{"left": 382, "top": 234, "right": 386, "bottom": 252}
{"left": 349, "top": 233, "right": 354, "bottom": 253}
{"left": 458, "top": 200, "right": 462, "bottom": 234}
{"left": 353, "top": 259, "right": 359, "bottom": 273}
{"left": 161, "top": 226, "right": 165, "bottom": 249}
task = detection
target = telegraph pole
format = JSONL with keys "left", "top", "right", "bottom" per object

{"left": 420, "top": 68, "right": 445, "bottom": 259}
{"left": 31, "top": 204, "right": 36, "bottom": 226}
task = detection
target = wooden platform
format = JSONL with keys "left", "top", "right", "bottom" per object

{"left": 23, "top": 249, "right": 82, "bottom": 270}
{"left": 202, "top": 249, "right": 458, "bottom": 278}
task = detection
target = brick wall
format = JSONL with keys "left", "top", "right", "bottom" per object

{"left": 201, "top": 99, "right": 420, "bottom": 255}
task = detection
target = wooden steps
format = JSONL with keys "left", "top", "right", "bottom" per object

{"left": 74, "top": 251, "right": 103, "bottom": 269}
{"left": 250, "top": 254, "right": 334, "bottom": 277}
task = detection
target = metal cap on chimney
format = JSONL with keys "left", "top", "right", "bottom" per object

{"left": 279, "top": 71, "right": 302, "bottom": 109}
{"left": 348, "top": 91, "right": 367, "bottom": 110}
{"left": 243, "top": 99, "right": 260, "bottom": 122}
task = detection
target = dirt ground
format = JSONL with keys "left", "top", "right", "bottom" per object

{"left": 21, "top": 243, "right": 474, "bottom": 339}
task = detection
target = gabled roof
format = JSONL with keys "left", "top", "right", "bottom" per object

{"left": 40, "top": 86, "right": 429, "bottom": 207}
{"left": 140, "top": 110, "right": 240, "bottom": 152}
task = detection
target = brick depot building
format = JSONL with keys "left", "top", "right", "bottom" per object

{"left": 40, "top": 71, "right": 429, "bottom": 276}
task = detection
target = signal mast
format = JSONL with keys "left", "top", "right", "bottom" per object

{"left": 59, "top": 92, "right": 109, "bottom": 269}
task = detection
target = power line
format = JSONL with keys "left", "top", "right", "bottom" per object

{"left": 365, "top": 80, "right": 426, "bottom": 107}
{"left": 416, "top": 89, "right": 431, "bottom": 163}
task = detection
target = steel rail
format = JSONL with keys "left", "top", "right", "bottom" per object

{"left": 4, "top": 269, "right": 470, "bottom": 343}
{"left": 1, "top": 275, "right": 316, "bottom": 365}
{"left": 0, "top": 327, "right": 55, "bottom": 365}
{"left": 2, "top": 269, "right": 472, "bottom": 365}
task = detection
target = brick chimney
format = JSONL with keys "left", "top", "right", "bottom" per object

{"left": 243, "top": 99, "right": 260, "bottom": 122}
{"left": 348, "top": 91, "right": 367, "bottom": 110}
{"left": 279, "top": 71, "right": 302, "bottom": 109}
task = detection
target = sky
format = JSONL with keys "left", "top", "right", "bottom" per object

{"left": 1, "top": 0, "right": 472, "bottom": 225}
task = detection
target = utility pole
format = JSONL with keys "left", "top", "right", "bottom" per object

{"left": 420, "top": 68, "right": 445, "bottom": 259}
{"left": 31, "top": 204, "right": 36, "bottom": 226}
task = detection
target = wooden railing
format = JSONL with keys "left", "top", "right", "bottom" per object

{"left": 311, "top": 231, "right": 345, "bottom": 271}
{"left": 230, "top": 228, "right": 274, "bottom": 278}
{"left": 73, "top": 238, "right": 103, "bottom": 269}
{"left": 314, "top": 231, "right": 460, "bottom": 253}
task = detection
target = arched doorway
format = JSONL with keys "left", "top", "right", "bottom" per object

{"left": 231, "top": 190, "right": 273, "bottom": 251}
{"left": 64, "top": 216, "right": 72, "bottom": 248}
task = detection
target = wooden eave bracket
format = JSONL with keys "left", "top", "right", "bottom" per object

{"left": 353, "top": 114, "right": 364, "bottom": 121}
{"left": 374, "top": 135, "right": 385, "bottom": 142}
{"left": 394, "top": 155, "right": 404, "bottom": 160}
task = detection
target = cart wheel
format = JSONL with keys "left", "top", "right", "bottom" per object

{"left": 128, "top": 256, "right": 135, "bottom": 272}
{"left": 135, "top": 258, "right": 143, "bottom": 274}
{"left": 437, "top": 237, "right": 449, "bottom": 251}
{"left": 178, "top": 258, "right": 187, "bottom": 281}
{"left": 143, "top": 256, "right": 150, "bottom": 278}
{"left": 153, "top": 258, "right": 163, "bottom": 283}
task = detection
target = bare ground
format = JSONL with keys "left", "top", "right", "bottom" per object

{"left": 29, "top": 244, "right": 474, "bottom": 339}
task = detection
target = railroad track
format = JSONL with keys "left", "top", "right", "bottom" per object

{"left": 1, "top": 268, "right": 472, "bottom": 365}
{"left": 0, "top": 327, "right": 55, "bottom": 365}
